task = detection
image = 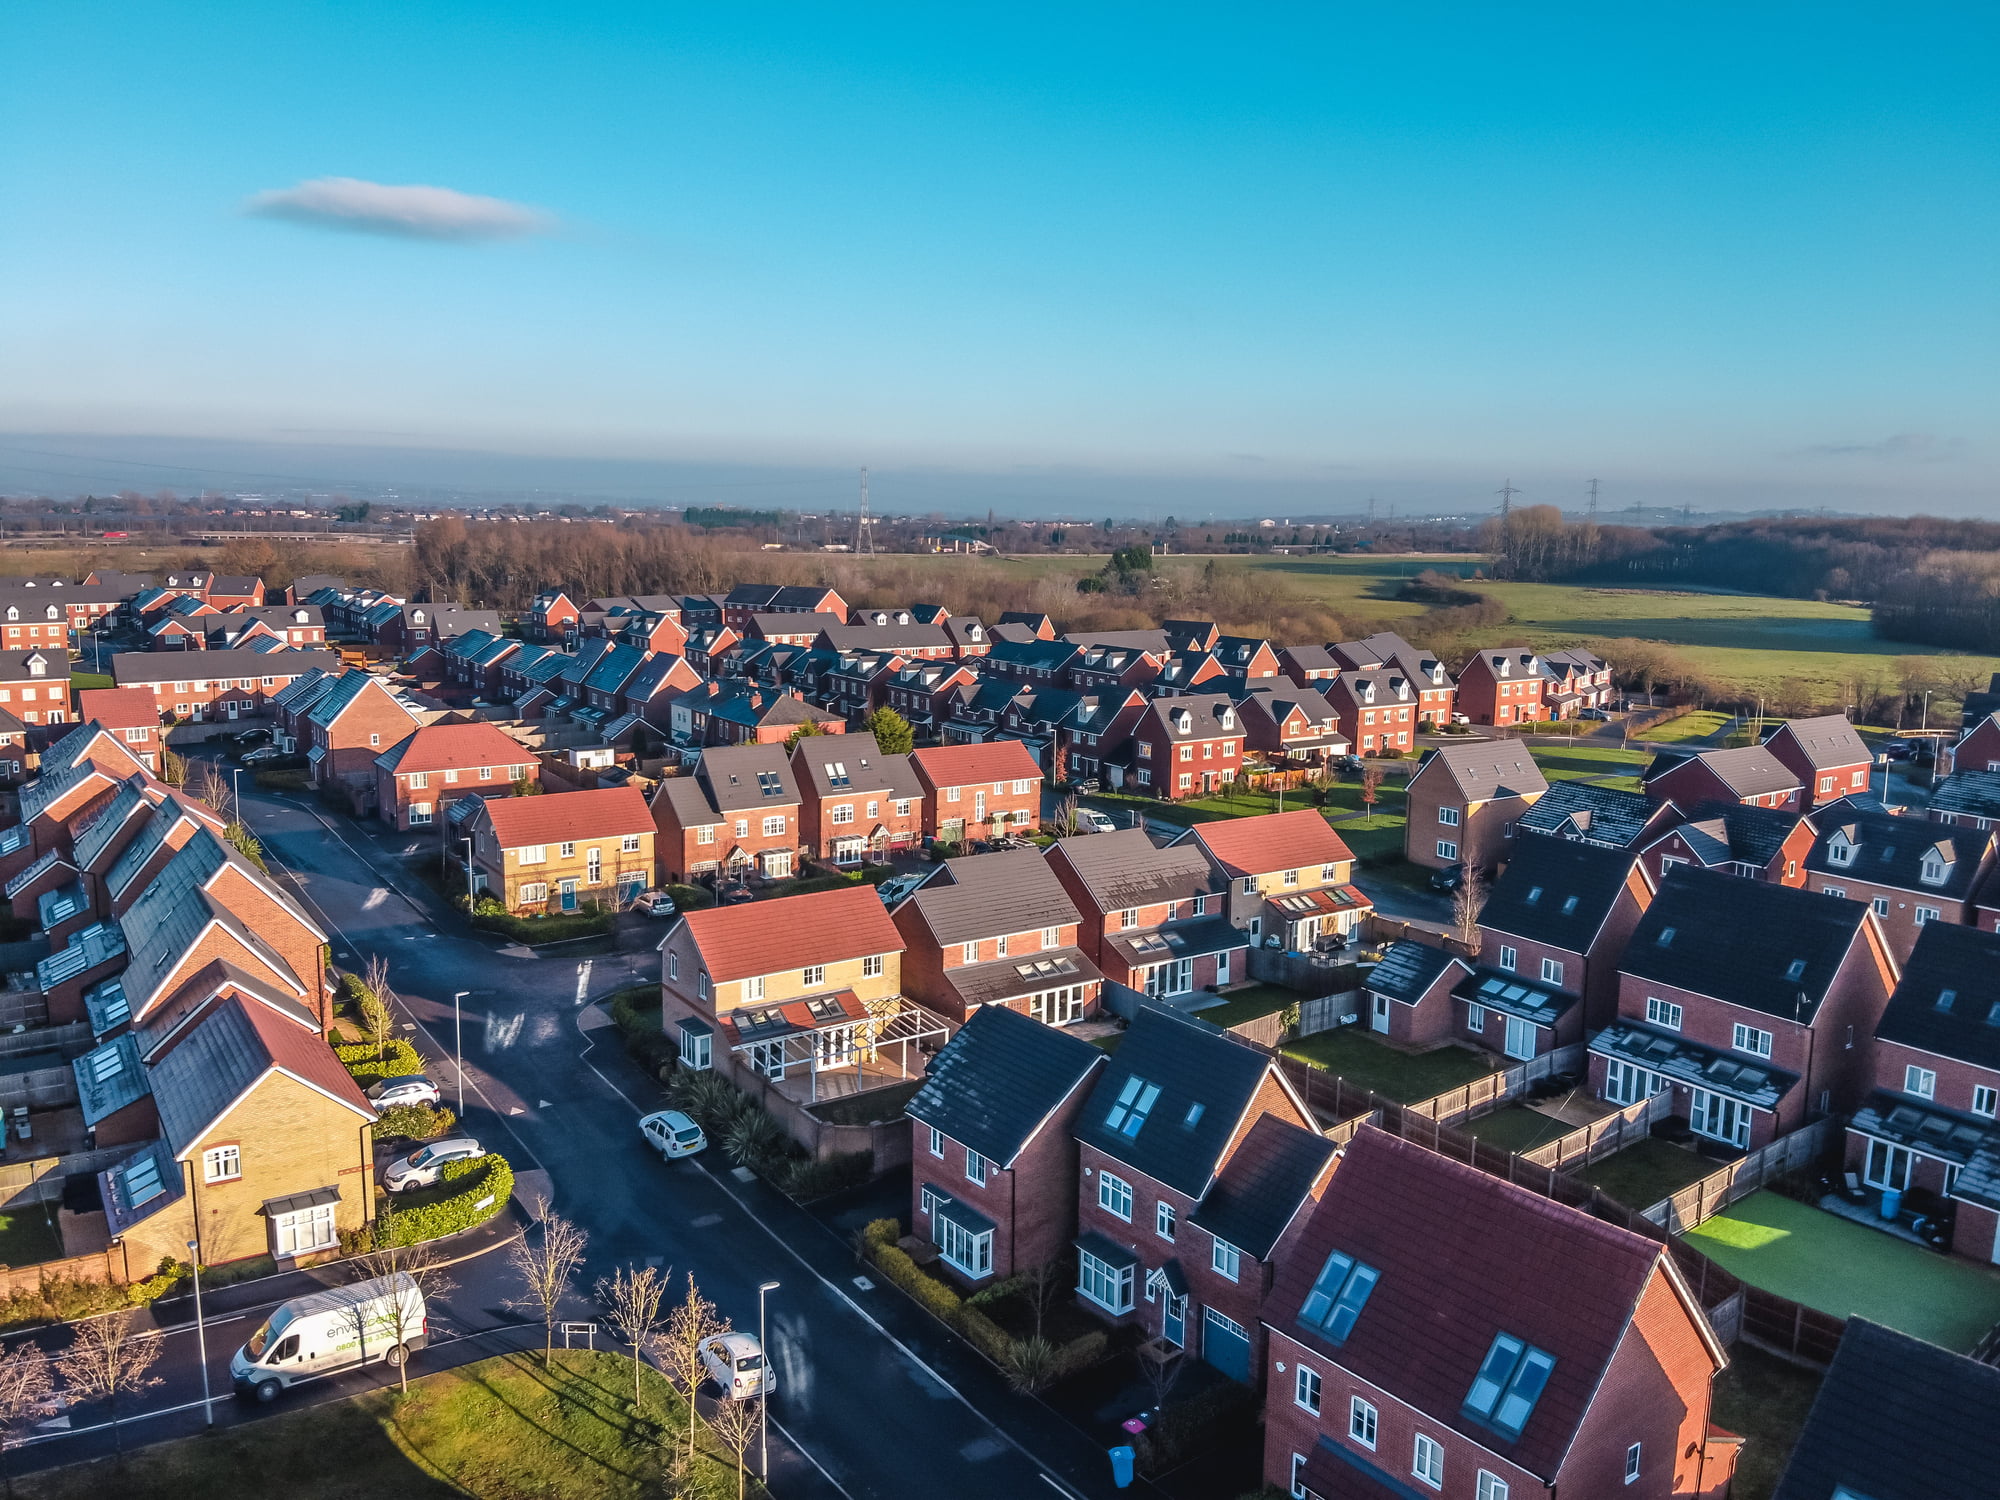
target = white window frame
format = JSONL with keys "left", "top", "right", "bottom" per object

{"left": 1098, "top": 1171, "right": 1133, "bottom": 1221}
{"left": 203, "top": 1145, "right": 241, "bottom": 1183}
{"left": 273, "top": 1201, "right": 338, "bottom": 1257}
{"left": 1078, "top": 1250, "right": 1134, "bottom": 1314}
{"left": 1349, "top": 1396, "right": 1377, "bottom": 1450}
{"left": 762, "top": 815, "right": 788, "bottom": 837}
{"left": 937, "top": 1215, "right": 993, "bottom": 1280}
{"left": 1645, "top": 996, "right": 1682, "bottom": 1031}
{"left": 1905, "top": 1064, "right": 1937, "bottom": 1100}
{"left": 1974, "top": 1084, "right": 1998, "bottom": 1119}
{"left": 1211, "top": 1238, "right": 1240, "bottom": 1282}
{"left": 1497, "top": 945, "right": 1517, "bottom": 972}
{"left": 965, "top": 1148, "right": 990, "bottom": 1186}
{"left": 1732, "top": 1023, "right": 1773, "bottom": 1058}
{"left": 1477, "top": 1473, "right": 1511, "bottom": 1500}
{"left": 1438, "top": 805, "right": 1460, "bottom": 826}
{"left": 1436, "top": 839, "right": 1458, "bottom": 861}
{"left": 1293, "top": 1364, "right": 1321, "bottom": 1415}
{"left": 1412, "top": 1432, "right": 1444, "bottom": 1489}
{"left": 1625, "top": 1442, "right": 1642, "bottom": 1485}
{"left": 928, "top": 1126, "right": 944, "bottom": 1158}
{"left": 1539, "top": 956, "right": 1564, "bottom": 986}
{"left": 1155, "top": 1201, "right": 1176, "bottom": 1241}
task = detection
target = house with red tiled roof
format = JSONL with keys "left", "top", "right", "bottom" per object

{"left": 1263, "top": 1126, "right": 1736, "bottom": 1500}
{"left": 1176, "top": 809, "right": 1372, "bottom": 953}
{"left": 657, "top": 885, "right": 948, "bottom": 1112}
{"left": 75, "top": 687, "right": 164, "bottom": 773}
{"left": 459, "top": 785, "right": 655, "bottom": 915}
{"left": 373, "top": 721, "right": 539, "bottom": 831}
{"left": 910, "top": 741, "right": 1044, "bottom": 845}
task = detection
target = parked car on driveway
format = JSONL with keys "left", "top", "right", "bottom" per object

{"left": 241, "top": 745, "right": 288, "bottom": 765}
{"left": 639, "top": 1109, "right": 707, "bottom": 1159}
{"left": 1883, "top": 740, "right": 1913, "bottom": 761}
{"left": 383, "top": 1136, "right": 485, "bottom": 1194}
{"left": 1579, "top": 707, "right": 1610, "bottom": 720}
{"left": 232, "top": 727, "right": 272, "bottom": 746}
{"left": 366, "top": 1075, "right": 442, "bottom": 1109}
{"left": 717, "top": 882, "right": 755, "bottom": 906}
{"left": 700, "top": 1331, "right": 775, "bottom": 1399}
{"left": 1428, "top": 862, "right": 1466, "bottom": 892}
{"left": 1079, "top": 809, "right": 1118, "bottom": 834}
{"left": 633, "top": 890, "right": 678, "bottom": 918}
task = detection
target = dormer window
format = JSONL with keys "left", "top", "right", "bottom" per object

{"left": 1220, "top": 709, "right": 1235, "bottom": 729}
{"left": 1827, "top": 837, "right": 1854, "bottom": 866}
{"left": 1920, "top": 849, "right": 1950, "bottom": 886}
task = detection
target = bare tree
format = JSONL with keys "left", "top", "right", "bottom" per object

{"left": 54, "top": 1311, "right": 162, "bottom": 1462}
{"left": 661, "top": 1273, "right": 730, "bottom": 1471}
{"left": 361, "top": 954, "right": 396, "bottom": 1059}
{"left": 1019, "top": 1258, "right": 1064, "bottom": 1341}
{"left": 344, "top": 1239, "right": 457, "bottom": 1394}
{"left": 598, "top": 1263, "right": 669, "bottom": 1413}
{"left": 0, "top": 1345, "right": 53, "bottom": 1497}
{"left": 510, "top": 1200, "right": 589, "bottom": 1369}
{"left": 1451, "top": 866, "right": 1487, "bottom": 952}
{"left": 706, "top": 1393, "right": 760, "bottom": 1500}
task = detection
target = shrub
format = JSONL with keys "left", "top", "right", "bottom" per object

{"left": 955, "top": 1304, "right": 1015, "bottom": 1367}
{"left": 1003, "top": 1335, "right": 1059, "bottom": 1393}
{"left": 1046, "top": 1330, "right": 1109, "bottom": 1384}
{"left": 377, "top": 1153, "right": 514, "bottom": 1246}
{"left": 607, "top": 984, "right": 661, "bottom": 1035}
{"left": 861, "top": 1217, "right": 901, "bottom": 1251}
{"left": 372, "top": 1102, "right": 457, "bottom": 1141}
{"left": 335, "top": 1037, "right": 425, "bottom": 1083}
{"left": 723, "top": 1108, "right": 787, "bottom": 1170}
{"left": 1136, "top": 1382, "right": 1259, "bottom": 1475}
{"left": 253, "top": 769, "right": 309, "bottom": 791}
{"left": 774, "top": 1151, "right": 872, "bottom": 1202}
{"left": 668, "top": 1070, "right": 744, "bottom": 1130}
{"left": 965, "top": 1272, "right": 1032, "bottom": 1309}
{"left": 872, "top": 1244, "right": 964, "bottom": 1324}
{"left": 664, "top": 882, "right": 714, "bottom": 911}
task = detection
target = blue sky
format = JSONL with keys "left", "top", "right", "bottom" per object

{"left": 3, "top": 3, "right": 1995, "bottom": 514}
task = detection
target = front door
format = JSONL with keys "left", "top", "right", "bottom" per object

{"left": 559, "top": 878, "right": 578, "bottom": 913}
{"left": 1162, "top": 1296, "right": 1184, "bottom": 1348}
{"left": 1371, "top": 992, "right": 1391, "bottom": 1034}
{"left": 1214, "top": 950, "right": 1230, "bottom": 986}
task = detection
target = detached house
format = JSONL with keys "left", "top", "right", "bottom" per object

{"left": 1455, "top": 647, "right": 1548, "bottom": 726}
{"left": 1178, "top": 810, "right": 1371, "bottom": 953}
{"left": 305, "top": 670, "right": 423, "bottom": 814}
{"left": 651, "top": 743, "right": 804, "bottom": 885}
{"left": 1803, "top": 808, "right": 1994, "bottom": 963}
{"left": 1590, "top": 868, "right": 1897, "bottom": 1150}
{"left": 791, "top": 733, "right": 924, "bottom": 865}
{"left": 892, "top": 849, "right": 1104, "bottom": 1026}
{"left": 909, "top": 741, "right": 1043, "bottom": 844}
{"left": 373, "top": 721, "right": 538, "bottom": 831}
{"left": 526, "top": 590, "right": 581, "bottom": 643}
{"left": 1643, "top": 744, "right": 1803, "bottom": 812}
{"left": 0, "top": 650, "right": 71, "bottom": 728}
{"left": 1048, "top": 828, "right": 1246, "bottom": 998}
{"left": 907, "top": 1004, "right": 1106, "bottom": 1282}
{"left": 461, "top": 785, "right": 655, "bottom": 914}
{"left": 1072, "top": 1006, "right": 1328, "bottom": 1383}
{"left": 1123, "top": 695, "right": 1244, "bottom": 800}
{"left": 1638, "top": 799, "right": 1817, "bottom": 888}
{"left": 1404, "top": 742, "right": 1549, "bottom": 873}
{"left": 1323, "top": 669, "right": 1416, "bottom": 756}
{"left": 1765, "top": 714, "right": 1875, "bottom": 809}
{"left": 1265, "top": 1125, "right": 1735, "bottom": 1500}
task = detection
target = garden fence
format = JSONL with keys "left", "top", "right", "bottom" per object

{"left": 1640, "top": 1121, "right": 1832, "bottom": 1235}
{"left": 1518, "top": 1092, "right": 1674, "bottom": 1172}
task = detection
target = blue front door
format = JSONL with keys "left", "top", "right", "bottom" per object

{"left": 560, "top": 879, "right": 578, "bottom": 913}
{"left": 1162, "top": 1296, "right": 1184, "bottom": 1348}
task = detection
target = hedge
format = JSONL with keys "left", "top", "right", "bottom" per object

{"left": 871, "top": 1243, "right": 965, "bottom": 1325}
{"left": 664, "top": 882, "right": 714, "bottom": 911}
{"left": 335, "top": 1037, "right": 425, "bottom": 1084}
{"left": 378, "top": 1153, "right": 514, "bottom": 1246}
{"left": 372, "top": 1102, "right": 457, "bottom": 1141}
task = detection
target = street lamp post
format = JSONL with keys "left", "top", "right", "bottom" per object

{"left": 452, "top": 990, "right": 469, "bottom": 1115}
{"left": 187, "top": 1237, "right": 213, "bottom": 1426}
{"left": 757, "top": 1280, "right": 780, "bottom": 1479}
{"left": 231, "top": 766, "right": 242, "bottom": 825}
{"left": 463, "top": 836, "right": 476, "bottom": 909}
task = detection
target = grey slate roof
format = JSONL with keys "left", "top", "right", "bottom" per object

{"left": 1644, "top": 743, "right": 1801, "bottom": 798}
{"left": 73, "top": 777, "right": 156, "bottom": 872}
{"left": 74, "top": 1034, "right": 148, "bottom": 1126}
{"left": 697, "top": 743, "right": 802, "bottom": 812}
{"left": 1075, "top": 1005, "right": 1280, "bottom": 1197}
{"left": 1875, "top": 922, "right": 2000, "bottom": 1073}
{"left": 1102, "top": 916, "right": 1248, "bottom": 971}
{"left": 118, "top": 830, "right": 306, "bottom": 1012}
{"left": 1771, "top": 713, "right": 1871, "bottom": 771}
{"left": 941, "top": 948, "right": 1104, "bottom": 1011}
{"left": 1051, "top": 828, "right": 1214, "bottom": 913}
{"left": 1771, "top": 1318, "right": 2000, "bottom": 1500}
{"left": 1516, "top": 780, "right": 1656, "bottom": 847}
{"left": 791, "top": 733, "right": 922, "bottom": 801}
{"left": 1930, "top": 769, "right": 2000, "bottom": 819}
{"left": 1589, "top": 1021, "right": 1798, "bottom": 1110}
{"left": 1621, "top": 866, "right": 1869, "bottom": 1023}
{"left": 906, "top": 849, "right": 1081, "bottom": 945}
{"left": 1364, "top": 940, "right": 1464, "bottom": 1005}
{"left": 1186, "top": 1113, "right": 1335, "bottom": 1261}
{"left": 20, "top": 750, "right": 109, "bottom": 825}
{"left": 905, "top": 1003, "right": 1104, "bottom": 1168}
{"left": 147, "top": 995, "right": 273, "bottom": 1152}
{"left": 1451, "top": 967, "right": 1578, "bottom": 1028}
{"left": 1806, "top": 809, "right": 1990, "bottom": 899}
{"left": 1478, "top": 837, "right": 1639, "bottom": 953}
{"left": 112, "top": 646, "right": 339, "bottom": 685}
{"left": 1412, "top": 741, "right": 1549, "bottom": 802}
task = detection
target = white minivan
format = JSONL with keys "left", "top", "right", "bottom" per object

{"left": 231, "top": 1273, "right": 428, "bottom": 1402}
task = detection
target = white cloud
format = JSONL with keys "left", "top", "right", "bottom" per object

{"left": 244, "top": 177, "right": 553, "bottom": 241}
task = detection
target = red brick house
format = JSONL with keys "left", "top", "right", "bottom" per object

{"left": 909, "top": 741, "right": 1043, "bottom": 843}
{"left": 1403, "top": 741, "right": 1549, "bottom": 873}
{"left": 1331, "top": 632, "right": 1457, "bottom": 726}
{"left": 1637, "top": 800, "right": 1817, "bottom": 888}
{"left": 791, "top": 732, "right": 924, "bottom": 864}
{"left": 1072, "top": 1005, "right": 1328, "bottom": 1383}
{"left": 721, "top": 584, "right": 847, "bottom": 632}
{"left": 676, "top": 680, "right": 844, "bottom": 747}
{"left": 1455, "top": 647, "right": 1548, "bottom": 727}
{"left": 1120, "top": 695, "right": 1244, "bottom": 800}
{"left": 879, "top": 660, "right": 979, "bottom": 737}
{"left": 1178, "top": 810, "right": 1370, "bottom": 952}
{"left": 1764, "top": 714, "right": 1874, "bottom": 809}
{"left": 1276, "top": 645, "right": 1340, "bottom": 687}
{"left": 0, "top": 650, "right": 71, "bottom": 728}
{"left": 1643, "top": 744, "right": 1803, "bottom": 811}
{"left": 373, "top": 721, "right": 539, "bottom": 831}
{"left": 1265, "top": 1126, "right": 1735, "bottom": 1500}
{"left": 1357, "top": 940, "right": 1474, "bottom": 1049}
{"left": 1590, "top": 868, "right": 1897, "bottom": 1150}
{"left": 906, "top": 1004, "right": 1106, "bottom": 1282}
{"left": 75, "top": 687, "right": 164, "bottom": 773}
{"left": 304, "top": 670, "right": 424, "bottom": 814}
{"left": 204, "top": 574, "right": 265, "bottom": 610}
{"left": 113, "top": 646, "right": 341, "bottom": 726}
{"left": 1323, "top": 669, "right": 1418, "bottom": 756}
{"left": 891, "top": 848, "right": 1104, "bottom": 1025}
{"left": 1946, "top": 712, "right": 2000, "bottom": 777}
{"left": 1928, "top": 769, "right": 2000, "bottom": 834}
{"left": 1803, "top": 808, "right": 1995, "bottom": 964}
{"left": 1234, "top": 685, "right": 1348, "bottom": 768}
{"left": 650, "top": 742, "right": 804, "bottom": 884}
{"left": 527, "top": 590, "right": 581, "bottom": 643}
{"left": 1844, "top": 922, "right": 2000, "bottom": 1266}
{"left": 1047, "top": 828, "right": 1246, "bottom": 997}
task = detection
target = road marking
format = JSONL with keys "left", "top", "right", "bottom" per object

{"left": 573, "top": 959, "right": 592, "bottom": 1005}
{"left": 690, "top": 1214, "right": 722, "bottom": 1228}
{"left": 768, "top": 1412, "right": 858, "bottom": 1500}
{"left": 852, "top": 1276, "right": 874, "bottom": 1291}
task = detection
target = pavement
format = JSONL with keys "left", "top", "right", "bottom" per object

{"left": 7, "top": 759, "right": 1161, "bottom": 1499}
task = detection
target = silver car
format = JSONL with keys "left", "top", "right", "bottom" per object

{"left": 382, "top": 1136, "right": 484, "bottom": 1194}
{"left": 366, "top": 1075, "right": 442, "bottom": 1109}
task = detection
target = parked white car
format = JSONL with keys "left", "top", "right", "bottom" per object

{"left": 382, "top": 1136, "right": 485, "bottom": 1194}
{"left": 639, "top": 1109, "right": 707, "bottom": 1160}
{"left": 1079, "top": 810, "right": 1118, "bottom": 834}
{"left": 366, "top": 1075, "right": 442, "bottom": 1109}
{"left": 700, "top": 1331, "right": 774, "bottom": 1399}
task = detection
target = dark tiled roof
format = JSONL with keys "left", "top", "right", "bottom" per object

{"left": 1806, "top": 809, "right": 1991, "bottom": 899}
{"left": 1589, "top": 1022, "right": 1797, "bottom": 1110}
{"left": 1517, "top": 780, "right": 1657, "bottom": 847}
{"left": 1271, "top": 1126, "right": 1679, "bottom": 1481}
{"left": 1362, "top": 940, "right": 1463, "bottom": 1006}
{"left": 1770, "top": 713, "right": 1871, "bottom": 771}
{"left": 1452, "top": 968, "right": 1578, "bottom": 1028}
{"left": 1772, "top": 1318, "right": 2000, "bottom": 1500}
{"left": 906, "top": 849, "right": 1081, "bottom": 946}
{"left": 1412, "top": 741, "right": 1548, "bottom": 802}
{"left": 1875, "top": 922, "right": 2000, "bottom": 1073}
{"left": 1622, "top": 866, "right": 1869, "bottom": 1023}
{"left": 1692, "top": 799, "right": 1812, "bottom": 866}
{"left": 1050, "top": 828, "right": 1213, "bottom": 914}
{"left": 941, "top": 947, "right": 1103, "bottom": 1011}
{"left": 1186, "top": 1114, "right": 1334, "bottom": 1261}
{"left": 1074, "top": 1005, "right": 1279, "bottom": 1197}
{"left": 1479, "top": 837, "right": 1639, "bottom": 953}
{"left": 1101, "top": 916, "right": 1246, "bottom": 970}
{"left": 1646, "top": 743, "right": 1801, "bottom": 798}
{"left": 906, "top": 1004, "right": 1103, "bottom": 1168}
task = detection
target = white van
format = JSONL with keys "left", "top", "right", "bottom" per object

{"left": 230, "top": 1273, "right": 429, "bottom": 1402}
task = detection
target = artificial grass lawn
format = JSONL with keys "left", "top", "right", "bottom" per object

{"left": 16, "top": 1349, "right": 758, "bottom": 1500}
{"left": 1575, "top": 1138, "right": 1718, "bottom": 1210}
{"left": 0, "top": 1205, "right": 63, "bottom": 1269}
{"left": 1709, "top": 1342, "right": 1824, "bottom": 1500}
{"left": 1635, "top": 710, "right": 1735, "bottom": 744}
{"left": 1682, "top": 1191, "right": 2000, "bottom": 1352}
{"left": 1461, "top": 1105, "right": 1576, "bottom": 1155}
{"left": 1198, "top": 984, "right": 1298, "bottom": 1030}
{"left": 1282, "top": 1029, "right": 1502, "bottom": 1104}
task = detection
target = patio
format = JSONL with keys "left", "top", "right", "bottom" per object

{"left": 1682, "top": 1190, "right": 2000, "bottom": 1352}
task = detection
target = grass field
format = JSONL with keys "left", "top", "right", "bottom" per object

{"left": 1282, "top": 1031, "right": 1501, "bottom": 1104}
{"left": 1528, "top": 745, "right": 1648, "bottom": 790}
{"left": 17, "top": 1350, "right": 759, "bottom": 1500}
{"left": 1682, "top": 1191, "right": 2000, "bottom": 1351}
{"left": 1634, "top": 710, "right": 1734, "bottom": 743}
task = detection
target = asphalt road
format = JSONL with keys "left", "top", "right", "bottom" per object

{"left": 6, "top": 769, "right": 1152, "bottom": 1499}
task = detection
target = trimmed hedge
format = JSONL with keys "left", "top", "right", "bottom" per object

{"left": 336, "top": 1037, "right": 424, "bottom": 1084}
{"left": 664, "top": 883, "right": 714, "bottom": 911}
{"left": 378, "top": 1153, "right": 513, "bottom": 1246}
{"left": 872, "top": 1243, "right": 965, "bottom": 1325}
{"left": 371, "top": 1102, "right": 457, "bottom": 1141}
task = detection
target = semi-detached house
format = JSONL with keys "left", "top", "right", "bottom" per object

{"left": 1178, "top": 809, "right": 1371, "bottom": 954}
{"left": 1048, "top": 828, "right": 1246, "bottom": 1000}
{"left": 1122, "top": 695, "right": 1244, "bottom": 801}
{"left": 790, "top": 733, "right": 924, "bottom": 865}
{"left": 460, "top": 785, "right": 654, "bottom": 915}
{"left": 373, "top": 721, "right": 539, "bottom": 832}
{"left": 1802, "top": 807, "right": 1994, "bottom": 964}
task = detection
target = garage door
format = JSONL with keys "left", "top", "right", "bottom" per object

{"left": 1202, "top": 1306, "right": 1251, "bottom": 1383}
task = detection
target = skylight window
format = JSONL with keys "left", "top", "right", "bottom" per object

{"left": 123, "top": 1154, "right": 165, "bottom": 1206}
{"left": 1561, "top": 895, "right": 1578, "bottom": 915}
{"left": 1104, "top": 1076, "right": 1161, "bottom": 1138}
{"left": 1183, "top": 1102, "right": 1205, "bottom": 1129}
{"left": 1298, "top": 1250, "right": 1378, "bottom": 1342}
{"left": 88, "top": 1048, "right": 123, "bottom": 1083}
{"left": 1464, "top": 1334, "right": 1556, "bottom": 1438}
{"left": 827, "top": 762, "right": 850, "bottom": 788}
{"left": 1656, "top": 927, "right": 1676, "bottom": 947}
{"left": 1785, "top": 959, "right": 1807, "bottom": 982}
{"left": 756, "top": 771, "right": 784, "bottom": 797}
{"left": 1525, "top": 886, "right": 1543, "bottom": 904}
{"left": 1936, "top": 988, "right": 1958, "bottom": 1013}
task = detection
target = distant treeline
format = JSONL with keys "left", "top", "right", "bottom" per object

{"left": 685, "top": 507, "right": 783, "bottom": 530}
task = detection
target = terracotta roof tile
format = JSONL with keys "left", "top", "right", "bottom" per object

{"left": 479, "top": 785, "right": 651, "bottom": 849}
{"left": 76, "top": 688, "right": 160, "bottom": 732}
{"left": 676, "top": 885, "right": 904, "bottom": 984}
{"left": 375, "top": 721, "right": 533, "bottom": 776}
{"left": 1187, "top": 809, "right": 1355, "bottom": 878}
{"left": 910, "top": 741, "right": 1043, "bottom": 789}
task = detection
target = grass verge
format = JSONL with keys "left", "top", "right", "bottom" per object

{"left": 1281, "top": 1030, "right": 1501, "bottom": 1104}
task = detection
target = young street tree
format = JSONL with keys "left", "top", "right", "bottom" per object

{"left": 361, "top": 953, "right": 396, "bottom": 1061}
{"left": 1360, "top": 763, "right": 1384, "bottom": 826}
{"left": 510, "top": 1201, "right": 589, "bottom": 1370}
{"left": 707, "top": 1392, "right": 760, "bottom": 1500}
{"left": 54, "top": 1311, "right": 162, "bottom": 1462}
{"left": 346, "top": 1239, "right": 457, "bottom": 1394}
{"left": 598, "top": 1263, "right": 669, "bottom": 1413}
{"left": 0, "top": 1344, "right": 53, "bottom": 1497}
{"left": 1451, "top": 866, "right": 1487, "bottom": 951}
{"left": 662, "top": 1273, "right": 730, "bottom": 1471}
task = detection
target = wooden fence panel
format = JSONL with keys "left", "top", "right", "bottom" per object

{"left": 1740, "top": 1288, "right": 1846, "bottom": 1367}
{"left": 1642, "top": 1121, "right": 1831, "bottom": 1234}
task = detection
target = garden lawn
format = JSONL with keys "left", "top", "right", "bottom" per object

{"left": 1681, "top": 1191, "right": 2000, "bottom": 1352}
{"left": 15, "top": 1350, "right": 759, "bottom": 1500}
{"left": 68, "top": 671, "right": 114, "bottom": 692}
{"left": 1198, "top": 984, "right": 1297, "bottom": 1031}
{"left": 1283, "top": 1030, "right": 1501, "bottom": 1104}
{"left": 1709, "top": 1342, "right": 1824, "bottom": 1500}
{"left": 1575, "top": 1139, "right": 1717, "bottom": 1210}
{"left": 1461, "top": 1105, "right": 1575, "bottom": 1155}
{"left": 0, "top": 1206, "right": 63, "bottom": 1269}
{"left": 1635, "top": 710, "right": 1734, "bottom": 744}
